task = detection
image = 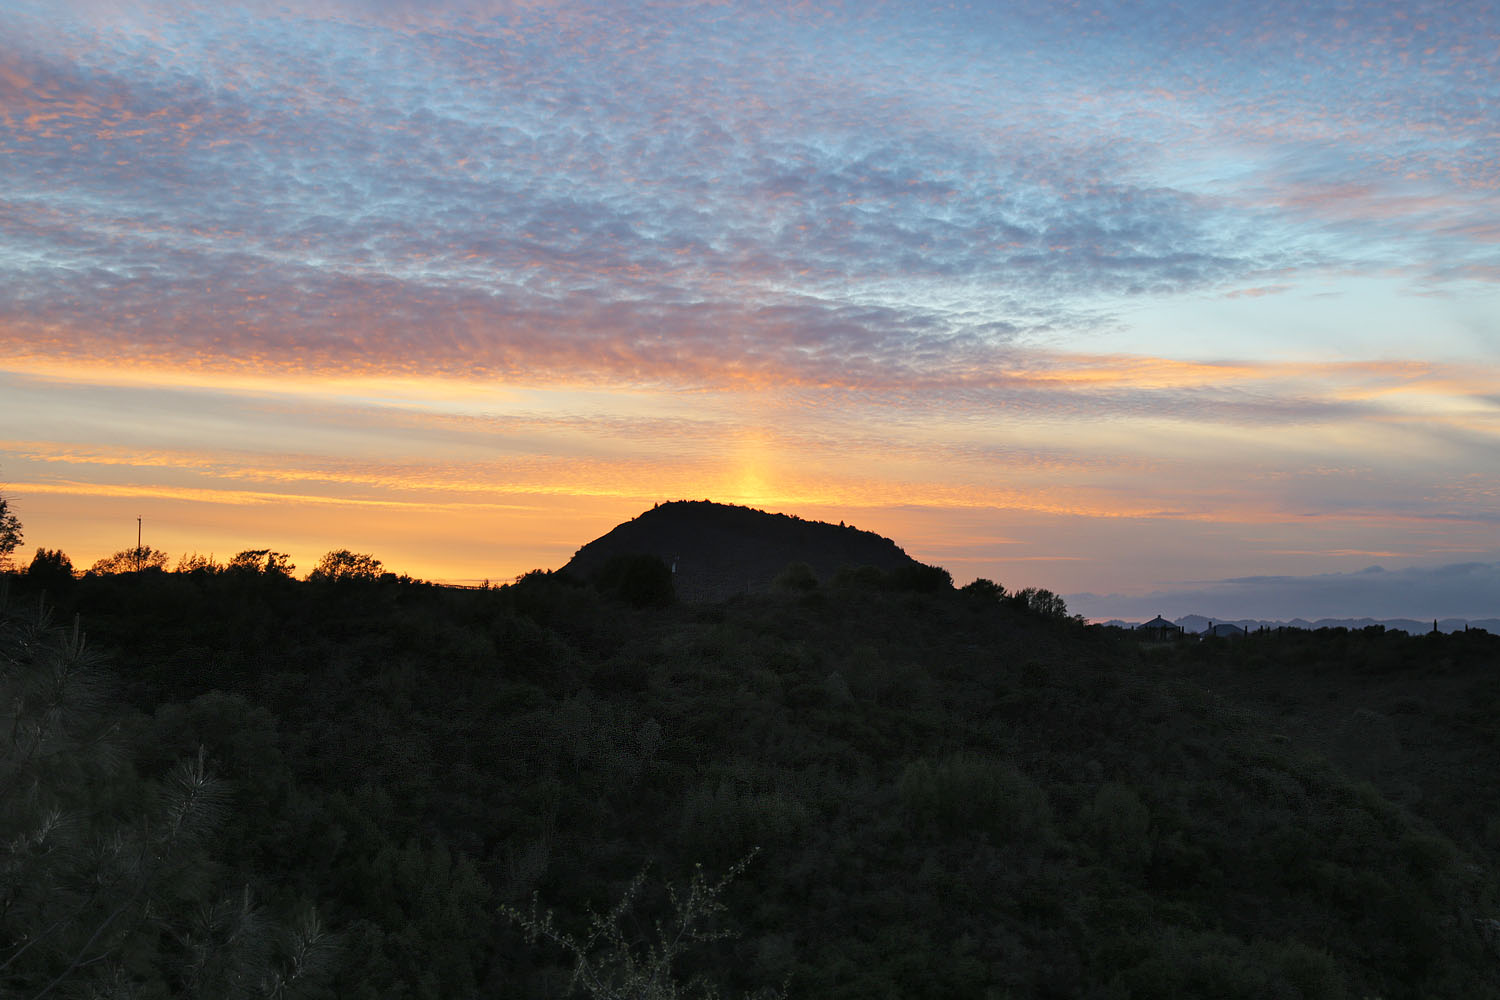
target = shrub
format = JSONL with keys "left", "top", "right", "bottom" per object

{"left": 897, "top": 753, "right": 1052, "bottom": 844}
{"left": 773, "top": 561, "right": 817, "bottom": 592}
{"left": 593, "top": 554, "right": 674, "bottom": 609}
{"left": 831, "top": 565, "right": 886, "bottom": 590}
{"left": 1080, "top": 782, "right": 1153, "bottom": 869}
{"left": 502, "top": 852, "right": 785, "bottom": 1000}
{"left": 888, "top": 562, "right": 953, "bottom": 593}
{"left": 679, "top": 780, "right": 811, "bottom": 862}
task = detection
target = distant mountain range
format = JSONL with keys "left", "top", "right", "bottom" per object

{"left": 1102, "top": 614, "right": 1500, "bottom": 635}
{"left": 562, "top": 500, "right": 921, "bottom": 602}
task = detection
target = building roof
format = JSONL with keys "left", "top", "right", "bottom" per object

{"left": 1205, "top": 622, "right": 1248, "bottom": 636}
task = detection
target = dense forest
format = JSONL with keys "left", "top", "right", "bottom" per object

{"left": 4, "top": 534, "right": 1500, "bottom": 998}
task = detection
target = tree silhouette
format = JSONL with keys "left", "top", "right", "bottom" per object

{"left": 0, "top": 486, "right": 22, "bottom": 571}
{"left": 88, "top": 546, "right": 170, "bottom": 575}
{"left": 227, "top": 550, "right": 296, "bottom": 577}
{"left": 175, "top": 552, "right": 222, "bottom": 574}
{"left": 308, "top": 549, "right": 383, "bottom": 582}
{"left": 889, "top": 561, "right": 953, "bottom": 593}
{"left": 24, "top": 550, "right": 75, "bottom": 596}
{"left": 1012, "top": 586, "right": 1069, "bottom": 619}
{"left": 961, "top": 578, "right": 1007, "bottom": 601}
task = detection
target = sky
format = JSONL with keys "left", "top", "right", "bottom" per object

{"left": 2, "top": 0, "right": 1498, "bottom": 622}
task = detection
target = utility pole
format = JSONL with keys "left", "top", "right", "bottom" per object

{"left": 136, "top": 516, "right": 142, "bottom": 571}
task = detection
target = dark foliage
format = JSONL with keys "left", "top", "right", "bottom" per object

{"left": 592, "top": 553, "right": 676, "bottom": 609}
{"left": 1012, "top": 585, "right": 1070, "bottom": 619}
{"left": 24, "top": 548, "right": 75, "bottom": 597}
{"left": 773, "top": 561, "right": 818, "bottom": 592}
{"left": 0, "top": 488, "right": 21, "bottom": 569}
{"left": 89, "top": 545, "right": 171, "bottom": 574}
{"left": 3, "top": 559, "right": 1498, "bottom": 998}
{"left": 887, "top": 561, "right": 953, "bottom": 594}
{"left": 227, "top": 549, "right": 297, "bottom": 577}
{"left": 0, "top": 595, "right": 334, "bottom": 999}
{"left": 308, "top": 549, "right": 383, "bottom": 582}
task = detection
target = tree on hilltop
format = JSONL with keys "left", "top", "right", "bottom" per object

{"left": 962, "top": 578, "right": 1007, "bottom": 601}
{"left": 1012, "top": 586, "right": 1069, "bottom": 619}
{"left": 175, "top": 552, "right": 222, "bottom": 574}
{"left": 228, "top": 549, "right": 296, "bottom": 577}
{"left": 309, "top": 549, "right": 383, "bottom": 582}
{"left": 89, "top": 546, "right": 171, "bottom": 574}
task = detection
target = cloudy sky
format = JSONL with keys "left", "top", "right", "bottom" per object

{"left": 3, "top": 0, "right": 1497, "bottom": 620}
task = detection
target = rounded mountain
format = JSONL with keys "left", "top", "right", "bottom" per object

{"left": 561, "top": 500, "right": 923, "bottom": 602}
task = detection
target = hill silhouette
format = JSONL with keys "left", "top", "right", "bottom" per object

{"left": 561, "top": 499, "right": 922, "bottom": 601}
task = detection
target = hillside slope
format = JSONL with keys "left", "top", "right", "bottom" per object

{"left": 8, "top": 540, "right": 1500, "bottom": 998}
{"left": 561, "top": 500, "right": 922, "bottom": 601}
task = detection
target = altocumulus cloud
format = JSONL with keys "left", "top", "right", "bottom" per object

{"left": 6, "top": 0, "right": 1495, "bottom": 392}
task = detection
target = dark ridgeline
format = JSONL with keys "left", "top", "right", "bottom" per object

{"left": 561, "top": 499, "right": 922, "bottom": 601}
{"left": 1112, "top": 614, "right": 1500, "bottom": 636}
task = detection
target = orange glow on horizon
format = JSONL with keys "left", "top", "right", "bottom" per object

{"left": 5, "top": 346, "right": 1497, "bottom": 598}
